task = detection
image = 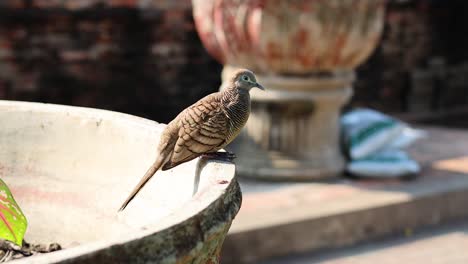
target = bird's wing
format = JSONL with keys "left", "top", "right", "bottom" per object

{"left": 162, "top": 97, "right": 230, "bottom": 170}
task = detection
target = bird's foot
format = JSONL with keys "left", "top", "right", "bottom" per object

{"left": 202, "top": 151, "right": 236, "bottom": 162}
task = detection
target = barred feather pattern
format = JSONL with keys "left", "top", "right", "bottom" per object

{"left": 162, "top": 87, "right": 250, "bottom": 170}
{"left": 118, "top": 69, "right": 255, "bottom": 212}
{"left": 222, "top": 88, "right": 251, "bottom": 144}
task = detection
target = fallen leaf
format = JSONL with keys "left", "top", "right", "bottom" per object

{"left": 0, "top": 179, "right": 27, "bottom": 246}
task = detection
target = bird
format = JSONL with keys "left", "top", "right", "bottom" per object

{"left": 118, "top": 69, "right": 264, "bottom": 211}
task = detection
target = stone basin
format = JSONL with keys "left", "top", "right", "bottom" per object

{"left": 0, "top": 101, "right": 241, "bottom": 263}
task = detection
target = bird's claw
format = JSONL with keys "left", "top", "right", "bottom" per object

{"left": 202, "top": 151, "right": 236, "bottom": 162}
{"left": 223, "top": 151, "right": 237, "bottom": 160}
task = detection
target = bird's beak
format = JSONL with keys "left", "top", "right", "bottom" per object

{"left": 255, "top": 82, "right": 265, "bottom": 90}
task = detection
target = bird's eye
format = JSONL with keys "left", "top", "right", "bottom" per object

{"left": 242, "top": 75, "right": 250, "bottom": 81}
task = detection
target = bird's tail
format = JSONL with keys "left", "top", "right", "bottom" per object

{"left": 118, "top": 156, "right": 165, "bottom": 212}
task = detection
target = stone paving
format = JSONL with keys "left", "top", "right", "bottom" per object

{"left": 222, "top": 126, "right": 468, "bottom": 264}
{"left": 262, "top": 221, "right": 468, "bottom": 264}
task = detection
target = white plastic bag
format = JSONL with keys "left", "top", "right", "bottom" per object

{"left": 341, "top": 108, "right": 425, "bottom": 178}
{"left": 386, "top": 126, "right": 427, "bottom": 150}
{"left": 341, "top": 108, "right": 405, "bottom": 159}
{"left": 347, "top": 150, "right": 420, "bottom": 178}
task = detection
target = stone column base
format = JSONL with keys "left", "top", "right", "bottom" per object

{"left": 223, "top": 66, "right": 354, "bottom": 181}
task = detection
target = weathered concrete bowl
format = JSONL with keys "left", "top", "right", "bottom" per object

{"left": 0, "top": 101, "right": 241, "bottom": 263}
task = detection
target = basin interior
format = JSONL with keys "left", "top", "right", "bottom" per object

{"left": 0, "top": 102, "right": 212, "bottom": 248}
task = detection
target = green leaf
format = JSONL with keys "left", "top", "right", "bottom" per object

{"left": 0, "top": 179, "right": 27, "bottom": 246}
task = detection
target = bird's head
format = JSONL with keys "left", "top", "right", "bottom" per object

{"left": 231, "top": 69, "right": 265, "bottom": 92}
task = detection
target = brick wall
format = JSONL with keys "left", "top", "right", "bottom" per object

{"left": 0, "top": 0, "right": 221, "bottom": 123}
{"left": 353, "top": 0, "right": 468, "bottom": 114}
{"left": 0, "top": 0, "right": 467, "bottom": 123}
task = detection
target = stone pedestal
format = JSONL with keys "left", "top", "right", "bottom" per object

{"left": 223, "top": 66, "right": 354, "bottom": 180}
{"left": 192, "top": 0, "right": 386, "bottom": 180}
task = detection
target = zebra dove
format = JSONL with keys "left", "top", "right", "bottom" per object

{"left": 118, "top": 69, "right": 264, "bottom": 211}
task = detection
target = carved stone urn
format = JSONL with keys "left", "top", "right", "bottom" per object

{"left": 192, "top": 0, "right": 386, "bottom": 180}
